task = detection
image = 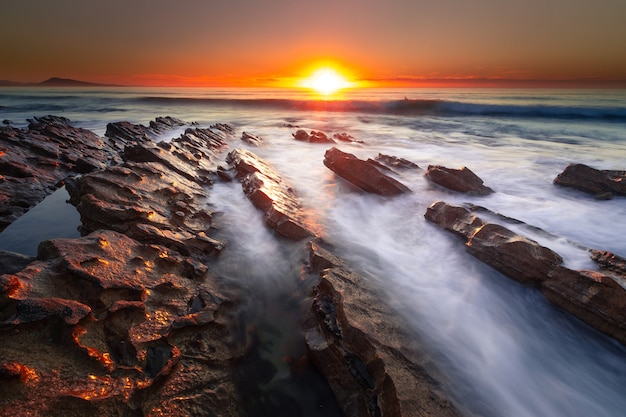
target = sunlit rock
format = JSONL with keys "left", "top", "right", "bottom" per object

{"left": 553, "top": 163, "right": 626, "bottom": 199}
{"left": 304, "top": 241, "right": 461, "bottom": 417}
{"left": 425, "top": 165, "right": 494, "bottom": 195}
{"left": 323, "top": 147, "right": 411, "bottom": 196}
{"left": 66, "top": 139, "right": 225, "bottom": 255}
{"left": 0, "top": 230, "right": 245, "bottom": 416}
{"left": 226, "top": 148, "right": 317, "bottom": 240}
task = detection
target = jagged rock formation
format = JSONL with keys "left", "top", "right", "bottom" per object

{"left": 304, "top": 241, "right": 461, "bottom": 417}
{"left": 292, "top": 129, "right": 336, "bottom": 144}
{"left": 375, "top": 153, "right": 420, "bottom": 170}
{"left": 0, "top": 116, "right": 118, "bottom": 231}
{"left": 323, "top": 147, "right": 411, "bottom": 196}
{"left": 0, "top": 230, "right": 245, "bottom": 416}
{"left": 425, "top": 165, "right": 493, "bottom": 195}
{"left": 105, "top": 116, "right": 187, "bottom": 150}
{"left": 226, "top": 148, "right": 317, "bottom": 240}
{"left": 425, "top": 201, "right": 626, "bottom": 346}
{"left": 553, "top": 163, "right": 626, "bottom": 199}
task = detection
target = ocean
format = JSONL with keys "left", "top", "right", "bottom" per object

{"left": 1, "top": 86, "right": 626, "bottom": 416}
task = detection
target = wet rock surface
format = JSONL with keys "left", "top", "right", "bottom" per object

{"left": 425, "top": 201, "right": 626, "bottom": 346}
{"left": 0, "top": 230, "right": 245, "bottom": 416}
{"left": 0, "top": 116, "right": 118, "bottom": 231}
{"left": 553, "top": 163, "right": 626, "bottom": 199}
{"left": 323, "top": 147, "right": 411, "bottom": 196}
{"left": 226, "top": 148, "right": 317, "bottom": 240}
{"left": 304, "top": 241, "right": 461, "bottom": 417}
{"left": 0, "top": 119, "right": 250, "bottom": 416}
{"left": 425, "top": 165, "right": 493, "bottom": 195}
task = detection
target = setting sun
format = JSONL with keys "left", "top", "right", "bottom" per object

{"left": 300, "top": 68, "right": 353, "bottom": 96}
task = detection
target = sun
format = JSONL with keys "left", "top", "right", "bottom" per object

{"left": 300, "top": 67, "right": 353, "bottom": 96}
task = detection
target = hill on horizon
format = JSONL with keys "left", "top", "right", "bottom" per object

{"left": 0, "top": 77, "right": 118, "bottom": 87}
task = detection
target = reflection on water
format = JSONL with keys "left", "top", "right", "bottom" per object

{"left": 0, "top": 186, "right": 81, "bottom": 256}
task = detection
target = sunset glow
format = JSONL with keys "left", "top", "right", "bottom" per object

{"left": 300, "top": 68, "right": 353, "bottom": 96}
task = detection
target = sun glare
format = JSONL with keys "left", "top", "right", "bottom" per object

{"left": 301, "top": 67, "right": 352, "bottom": 96}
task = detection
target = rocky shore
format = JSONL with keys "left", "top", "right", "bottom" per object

{"left": 1, "top": 115, "right": 625, "bottom": 416}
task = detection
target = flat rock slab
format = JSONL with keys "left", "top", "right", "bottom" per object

{"left": 304, "top": 241, "right": 461, "bottom": 417}
{"left": 323, "top": 147, "right": 411, "bottom": 196}
{"left": 226, "top": 148, "right": 317, "bottom": 240}
{"left": 425, "top": 165, "right": 493, "bottom": 195}
{"left": 425, "top": 200, "right": 626, "bottom": 346}
{"left": 554, "top": 163, "right": 626, "bottom": 199}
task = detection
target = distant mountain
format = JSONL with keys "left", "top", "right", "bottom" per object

{"left": 0, "top": 80, "right": 24, "bottom": 86}
{"left": 38, "top": 77, "right": 114, "bottom": 87}
{"left": 0, "top": 77, "right": 118, "bottom": 87}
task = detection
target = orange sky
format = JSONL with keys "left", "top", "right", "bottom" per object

{"left": 2, "top": 0, "right": 626, "bottom": 87}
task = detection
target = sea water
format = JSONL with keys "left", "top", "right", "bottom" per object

{"left": 1, "top": 86, "right": 626, "bottom": 416}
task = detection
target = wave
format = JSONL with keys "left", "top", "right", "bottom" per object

{"left": 136, "top": 96, "right": 626, "bottom": 121}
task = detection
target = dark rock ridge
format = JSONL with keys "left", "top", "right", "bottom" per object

{"left": 240, "top": 131, "right": 263, "bottom": 146}
{"left": 0, "top": 116, "right": 118, "bottom": 231}
{"left": 66, "top": 125, "right": 229, "bottom": 255}
{"left": 105, "top": 116, "right": 187, "bottom": 150}
{"left": 425, "top": 201, "right": 626, "bottom": 346}
{"left": 375, "top": 153, "right": 420, "bottom": 170}
{"left": 425, "top": 165, "right": 493, "bottom": 195}
{"left": 323, "top": 147, "right": 411, "bottom": 196}
{"left": 293, "top": 129, "right": 336, "bottom": 144}
{"left": 226, "top": 148, "right": 317, "bottom": 240}
{"left": 553, "top": 163, "right": 626, "bottom": 199}
{"left": 304, "top": 241, "right": 461, "bottom": 417}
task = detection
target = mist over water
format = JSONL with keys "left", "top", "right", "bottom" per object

{"left": 2, "top": 86, "right": 626, "bottom": 416}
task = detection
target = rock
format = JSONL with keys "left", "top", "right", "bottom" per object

{"left": 226, "top": 148, "right": 317, "bottom": 240}
{"left": 293, "top": 129, "right": 336, "bottom": 144}
{"left": 424, "top": 201, "right": 485, "bottom": 240}
{"left": 425, "top": 165, "right": 494, "bottom": 195}
{"left": 542, "top": 267, "right": 626, "bottom": 345}
{"left": 241, "top": 131, "right": 263, "bottom": 146}
{"left": 375, "top": 153, "right": 420, "bottom": 169}
{"left": 425, "top": 201, "right": 626, "bottom": 347}
{"left": 425, "top": 201, "right": 562, "bottom": 285}
{"left": 0, "top": 229, "right": 246, "bottom": 416}
{"left": 0, "top": 116, "right": 119, "bottom": 231}
{"left": 323, "top": 147, "right": 411, "bottom": 196}
{"left": 304, "top": 241, "right": 461, "bottom": 417}
{"left": 105, "top": 116, "right": 186, "bottom": 150}
{"left": 66, "top": 163, "right": 223, "bottom": 256}
{"left": 466, "top": 223, "right": 563, "bottom": 285}
{"left": 553, "top": 163, "right": 626, "bottom": 199}
{"left": 333, "top": 132, "right": 363, "bottom": 143}
{"left": 0, "top": 250, "right": 35, "bottom": 275}
{"left": 590, "top": 250, "right": 626, "bottom": 275}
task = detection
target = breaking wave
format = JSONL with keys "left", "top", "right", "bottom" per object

{"left": 136, "top": 96, "right": 626, "bottom": 121}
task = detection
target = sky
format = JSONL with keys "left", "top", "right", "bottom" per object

{"left": 2, "top": 0, "right": 626, "bottom": 87}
